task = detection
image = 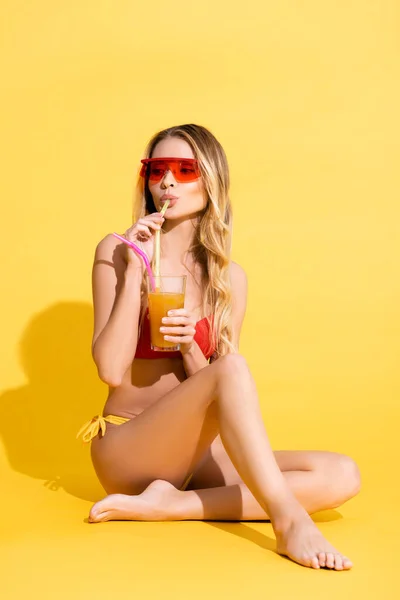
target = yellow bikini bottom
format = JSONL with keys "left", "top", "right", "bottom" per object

{"left": 76, "top": 414, "right": 130, "bottom": 443}
{"left": 76, "top": 414, "right": 194, "bottom": 492}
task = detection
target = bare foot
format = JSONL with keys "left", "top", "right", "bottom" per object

{"left": 89, "top": 480, "right": 353, "bottom": 571}
{"left": 274, "top": 507, "right": 353, "bottom": 571}
{"left": 88, "top": 480, "right": 181, "bottom": 523}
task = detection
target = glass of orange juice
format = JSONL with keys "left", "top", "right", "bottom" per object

{"left": 148, "top": 275, "right": 187, "bottom": 351}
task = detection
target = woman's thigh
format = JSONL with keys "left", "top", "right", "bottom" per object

{"left": 90, "top": 360, "right": 224, "bottom": 495}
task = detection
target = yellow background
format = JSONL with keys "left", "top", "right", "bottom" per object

{"left": 0, "top": 1, "right": 399, "bottom": 598}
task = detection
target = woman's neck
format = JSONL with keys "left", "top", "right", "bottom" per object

{"left": 161, "top": 216, "right": 199, "bottom": 267}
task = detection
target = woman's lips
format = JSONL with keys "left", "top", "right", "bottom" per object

{"left": 160, "top": 198, "right": 177, "bottom": 208}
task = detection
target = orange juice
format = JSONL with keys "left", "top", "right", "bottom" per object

{"left": 148, "top": 292, "right": 185, "bottom": 350}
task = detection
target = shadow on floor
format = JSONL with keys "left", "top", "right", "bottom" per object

{"left": 206, "top": 507, "right": 342, "bottom": 551}
{"left": 0, "top": 301, "right": 106, "bottom": 502}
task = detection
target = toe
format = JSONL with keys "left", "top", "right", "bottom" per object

{"left": 88, "top": 511, "right": 101, "bottom": 523}
{"left": 300, "top": 554, "right": 314, "bottom": 568}
{"left": 318, "top": 552, "right": 326, "bottom": 567}
{"left": 311, "top": 556, "right": 320, "bottom": 569}
{"left": 89, "top": 501, "right": 104, "bottom": 521}
{"left": 326, "top": 553, "right": 335, "bottom": 569}
{"left": 89, "top": 504, "right": 108, "bottom": 523}
{"left": 93, "top": 510, "right": 111, "bottom": 523}
{"left": 342, "top": 557, "right": 353, "bottom": 570}
{"left": 88, "top": 509, "right": 98, "bottom": 522}
{"left": 334, "top": 555, "right": 344, "bottom": 570}
{"left": 97, "top": 511, "right": 111, "bottom": 522}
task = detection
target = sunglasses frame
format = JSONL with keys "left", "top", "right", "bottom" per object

{"left": 140, "top": 157, "right": 201, "bottom": 182}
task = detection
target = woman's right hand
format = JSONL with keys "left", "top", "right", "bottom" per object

{"left": 122, "top": 212, "right": 165, "bottom": 268}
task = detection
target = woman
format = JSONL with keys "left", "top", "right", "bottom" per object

{"left": 78, "top": 124, "right": 360, "bottom": 570}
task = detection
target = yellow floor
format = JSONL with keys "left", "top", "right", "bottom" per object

{"left": 1, "top": 390, "right": 398, "bottom": 600}
{"left": 1, "top": 0, "right": 399, "bottom": 597}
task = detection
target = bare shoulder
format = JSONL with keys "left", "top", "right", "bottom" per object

{"left": 229, "top": 261, "right": 248, "bottom": 293}
{"left": 95, "top": 232, "right": 122, "bottom": 259}
{"left": 93, "top": 233, "right": 126, "bottom": 270}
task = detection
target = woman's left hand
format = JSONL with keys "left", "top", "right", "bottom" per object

{"left": 159, "top": 309, "right": 197, "bottom": 355}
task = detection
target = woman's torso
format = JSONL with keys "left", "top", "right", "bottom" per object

{"left": 103, "top": 356, "right": 188, "bottom": 418}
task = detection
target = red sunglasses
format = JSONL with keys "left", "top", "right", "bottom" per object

{"left": 140, "top": 157, "right": 201, "bottom": 183}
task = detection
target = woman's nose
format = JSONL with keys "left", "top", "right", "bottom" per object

{"left": 160, "top": 169, "right": 176, "bottom": 187}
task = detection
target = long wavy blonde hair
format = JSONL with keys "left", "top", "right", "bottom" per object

{"left": 133, "top": 124, "right": 235, "bottom": 358}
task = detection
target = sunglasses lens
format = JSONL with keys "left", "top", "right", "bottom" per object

{"left": 177, "top": 161, "right": 199, "bottom": 181}
{"left": 143, "top": 160, "right": 200, "bottom": 182}
{"left": 148, "top": 161, "right": 167, "bottom": 181}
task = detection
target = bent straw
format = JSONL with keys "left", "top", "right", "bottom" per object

{"left": 112, "top": 232, "right": 156, "bottom": 292}
{"left": 153, "top": 200, "right": 170, "bottom": 291}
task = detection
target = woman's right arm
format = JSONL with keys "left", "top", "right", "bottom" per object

{"left": 91, "top": 234, "right": 144, "bottom": 387}
{"left": 91, "top": 213, "right": 164, "bottom": 386}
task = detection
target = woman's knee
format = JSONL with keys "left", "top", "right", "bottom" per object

{"left": 341, "top": 455, "right": 362, "bottom": 496}
{"left": 214, "top": 353, "right": 248, "bottom": 377}
{"left": 331, "top": 454, "right": 362, "bottom": 506}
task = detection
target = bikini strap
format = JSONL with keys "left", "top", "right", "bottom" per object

{"left": 76, "top": 414, "right": 130, "bottom": 443}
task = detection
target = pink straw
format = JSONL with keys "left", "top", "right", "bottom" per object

{"left": 112, "top": 232, "right": 156, "bottom": 291}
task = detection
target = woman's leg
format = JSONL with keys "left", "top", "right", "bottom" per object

{"left": 95, "top": 447, "right": 360, "bottom": 520}
{"left": 89, "top": 354, "right": 353, "bottom": 570}
{"left": 166, "top": 448, "right": 361, "bottom": 522}
{"left": 187, "top": 440, "right": 361, "bottom": 516}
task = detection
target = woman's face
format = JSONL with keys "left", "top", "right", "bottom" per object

{"left": 148, "top": 137, "right": 207, "bottom": 220}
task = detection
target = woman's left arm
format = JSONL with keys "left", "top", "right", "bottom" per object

{"left": 161, "top": 262, "right": 248, "bottom": 376}
{"left": 230, "top": 261, "right": 248, "bottom": 352}
{"left": 211, "top": 261, "right": 248, "bottom": 361}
